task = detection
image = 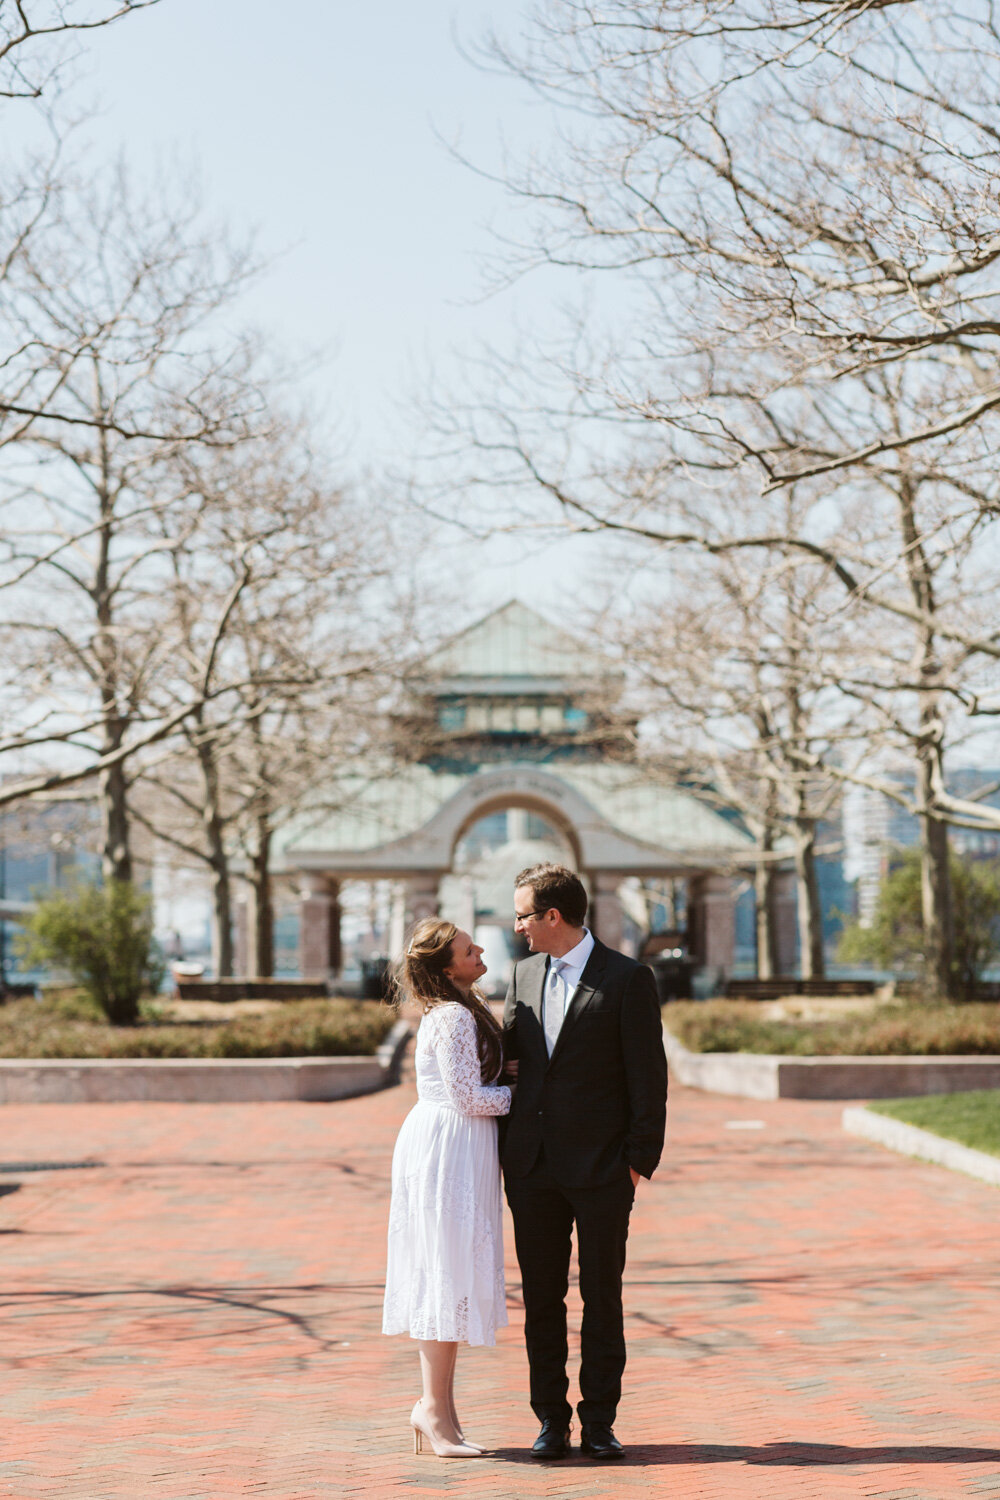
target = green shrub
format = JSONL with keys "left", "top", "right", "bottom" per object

{"left": 42, "top": 987, "right": 106, "bottom": 1022}
{"left": 667, "top": 1000, "right": 1000, "bottom": 1056}
{"left": 16, "top": 881, "right": 165, "bottom": 1025}
{"left": 0, "top": 994, "right": 394, "bottom": 1059}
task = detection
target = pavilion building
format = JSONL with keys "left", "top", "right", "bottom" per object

{"left": 267, "top": 601, "right": 793, "bottom": 984}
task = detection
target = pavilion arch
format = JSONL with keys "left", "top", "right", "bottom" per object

{"left": 450, "top": 790, "right": 583, "bottom": 872}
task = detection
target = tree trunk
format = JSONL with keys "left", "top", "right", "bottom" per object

{"left": 774, "top": 645, "right": 825, "bottom": 980}
{"left": 793, "top": 822, "right": 825, "bottom": 980}
{"left": 250, "top": 817, "right": 274, "bottom": 979}
{"left": 896, "top": 468, "right": 956, "bottom": 999}
{"left": 754, "top": 831, "right": 779, "bottom": 980}
{"left": 195, "top": 737, "right": 233, "bottom": 978}
{"left": 916, "top": 747, "right": 955, "bottom": 1000}
{"left": 99, "top": 739, "right": 132, "bottom": 884}
{"left": 209, "top": 856, "right": 234, "bottom": 979}
{"left": 94, "top": 408, "right": 132, "bottom": 886}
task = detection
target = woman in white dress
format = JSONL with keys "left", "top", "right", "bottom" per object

{"left": 382, "top": 917, "right": 511, "bottom": 1458}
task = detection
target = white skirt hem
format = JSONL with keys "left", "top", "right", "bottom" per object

{"left": 383, "top": 1100, "right": 507, "bottom": 1349}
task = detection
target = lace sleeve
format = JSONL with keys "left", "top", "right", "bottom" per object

{"left": 426, "top": 1005, "right": 511, "bottom": 1117}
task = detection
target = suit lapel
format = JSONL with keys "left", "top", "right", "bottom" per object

{"left": 546, "top": 940, "right": 607, "bottom": 1069}
{"left": 519, "top": 954, "right": 549, "bottom": 1061}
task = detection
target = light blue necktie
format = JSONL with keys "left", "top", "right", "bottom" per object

{"left": 544, "top": 958, "right": 568, "bottom": 1057}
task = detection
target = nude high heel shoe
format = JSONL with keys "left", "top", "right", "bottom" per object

{"left": 410, "top": 1401, "right": 483, "bottom": 1458}
{"left": 450, "top": 1421, "right": 483, "bottom": 1455}
{"left": 445, "top": 1401, "right": 483, "bottom": 1453}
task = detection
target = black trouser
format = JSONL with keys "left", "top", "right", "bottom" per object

{"left": 505, "top": 1152, "right": 635, "bottom": 1427}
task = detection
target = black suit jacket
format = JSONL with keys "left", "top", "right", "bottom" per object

{"left": 501, "top": 938, "right": 668, "bottom": 1190}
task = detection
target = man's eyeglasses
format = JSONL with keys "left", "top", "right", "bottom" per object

{"left": 513, "top": 908, "right": 550, "bottom": 925}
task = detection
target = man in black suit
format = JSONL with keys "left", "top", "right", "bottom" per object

{"left": 502, "top": 862, "right": 667, "bottom": 1461}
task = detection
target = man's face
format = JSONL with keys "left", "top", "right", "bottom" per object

{"left": 513, "top": 885, "right": 557, "bottom": 955}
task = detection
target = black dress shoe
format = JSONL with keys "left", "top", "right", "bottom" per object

{"left": 580, "top": 1421, "right": 625, "bottom": 1459}
{"left": 531, "top": 1418, "right": 571, "bottom": 1460}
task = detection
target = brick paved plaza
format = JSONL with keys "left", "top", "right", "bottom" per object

{"left": 2, "top": 1050, "right": 999, "bottom": 1500}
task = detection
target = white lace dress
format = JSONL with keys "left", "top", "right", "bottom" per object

{"left": 382, "top": 1002, "right": 511, "bottom": 1347}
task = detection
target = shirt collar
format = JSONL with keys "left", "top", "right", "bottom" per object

{"left": 552, "top": 927, "right": 594, "bottom": 976}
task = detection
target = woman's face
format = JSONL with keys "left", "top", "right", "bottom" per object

{"left": 444, "top": 929, "right": 487, "bottom": 992}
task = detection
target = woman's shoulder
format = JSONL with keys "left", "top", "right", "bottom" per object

{"left": 422, "top": 1001, "right": 472, "bottom": 1030}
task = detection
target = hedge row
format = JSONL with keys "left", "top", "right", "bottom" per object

{"left": 0, "top": 995, "right": 394, "bottom": 1059}
{"left": 667, "top": 1000, "right": 1000, "bottom": 1056}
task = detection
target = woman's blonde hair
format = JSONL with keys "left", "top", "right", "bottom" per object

{"left": 394, "top": 916, "right": 504, "bottom": 1082}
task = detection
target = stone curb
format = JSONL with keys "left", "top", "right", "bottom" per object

{"left": 663, "top": 1026, "right": 1000, "bottom": 1100}
{"left": 0, "top": 1017, "right": 413, "bottom": 1105}
{"left": 843, "top": 1104, "right": 1000, "bottom": 1188}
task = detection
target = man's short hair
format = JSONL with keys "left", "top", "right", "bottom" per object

{"left": 514, "top": 863, "right": 588, "bottom": 928}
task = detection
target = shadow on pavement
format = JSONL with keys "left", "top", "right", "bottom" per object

{"left": 487, "top": 1443, "right": 1000, "bottom": 1467}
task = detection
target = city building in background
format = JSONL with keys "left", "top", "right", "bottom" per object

{"left": 845, "top": 772, "right": 1000, "bottom": 927}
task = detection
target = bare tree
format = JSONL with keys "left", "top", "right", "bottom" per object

{"left": 418, "top": 0, "right": 1000, "bottom": 995}
{"left": 1, "top": 5, "right": 165, "bottom": 438}
{"left": 0, "top": 163, "right": 261, "bottom": 877}
{"left": 612, "top": 527, "right": 855, "bottom": 979}
{"left": 0, "top": 2, "right": 158, "bottom": 102}
{"left": 129, "top": 423, "right": 397, "bottom": 975}
{"left": 477, "top": 2, "right": 1000, "bottom": 489}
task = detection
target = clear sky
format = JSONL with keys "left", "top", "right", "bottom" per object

{"left": 47, "top": 0, "right": 610, "bottom": 612}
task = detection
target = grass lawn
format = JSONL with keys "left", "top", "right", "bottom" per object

{"left": 666, "top": 999, "right": 1000, "bottom": 1056}
{"left": 869, "top": 1092, "right": 1000, "bottom": 1158}
{"left": 0, "top": 990, "right": 395, "bottom": 1059}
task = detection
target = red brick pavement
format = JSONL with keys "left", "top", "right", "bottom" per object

{"left": 1, "top": 1051, "right": 998, "bottom": 1500}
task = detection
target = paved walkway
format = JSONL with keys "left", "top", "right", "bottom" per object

{"left": 1, "top": 1051, "right": 998, "bottom": 1500}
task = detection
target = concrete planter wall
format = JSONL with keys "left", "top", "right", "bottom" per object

{"left": 0, "top": 1020, "right": 411, "bottom": 1105}
{"left": 664, "top": 1027, "right": 1000, "bottom": 1101}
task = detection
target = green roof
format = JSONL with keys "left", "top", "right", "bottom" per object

{"left": 564, "top": 762, "right": 753, "bottom": 854}
{"left": 274, "top": 758, "right": 753, "bottom": 868}
{"left": 416, "top": 600, "right": 619, "bottom": 692}
{"left": 275, "top": 761, "right": 460, "bottom": 858}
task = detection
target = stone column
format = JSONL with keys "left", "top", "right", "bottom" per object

{"left": 403, "top": 873, "right": 440, "bottom": 936}
{"left": 773, "top": 869, "right": 799, "bottom": 978}
{"left": 299, "top": 874, "right": 341, "bottom": 983}
{"left": 387, "top": 881, "right": 407, "bottom": 960}
{"left": 687, "top": 873, "right": 736, "bottom": 978}
{"left": 590, "top": 872, "right": 625, "bottom": 951}
{"left": 454, "top": 875, "right": 477, "bottom": 938}
{"left": 506, "top": 808, "right": 530, "bottom": 842}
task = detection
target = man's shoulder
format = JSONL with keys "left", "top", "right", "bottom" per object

{"left": 512, "top": 951, "right": 547, "bottom": 978}
{"left": 593, "top": 941, "right": 653, "bottom": 986}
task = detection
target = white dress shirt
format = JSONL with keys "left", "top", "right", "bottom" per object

{"left": 542, "top": 927, "right": 595, "bottom": 1057}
